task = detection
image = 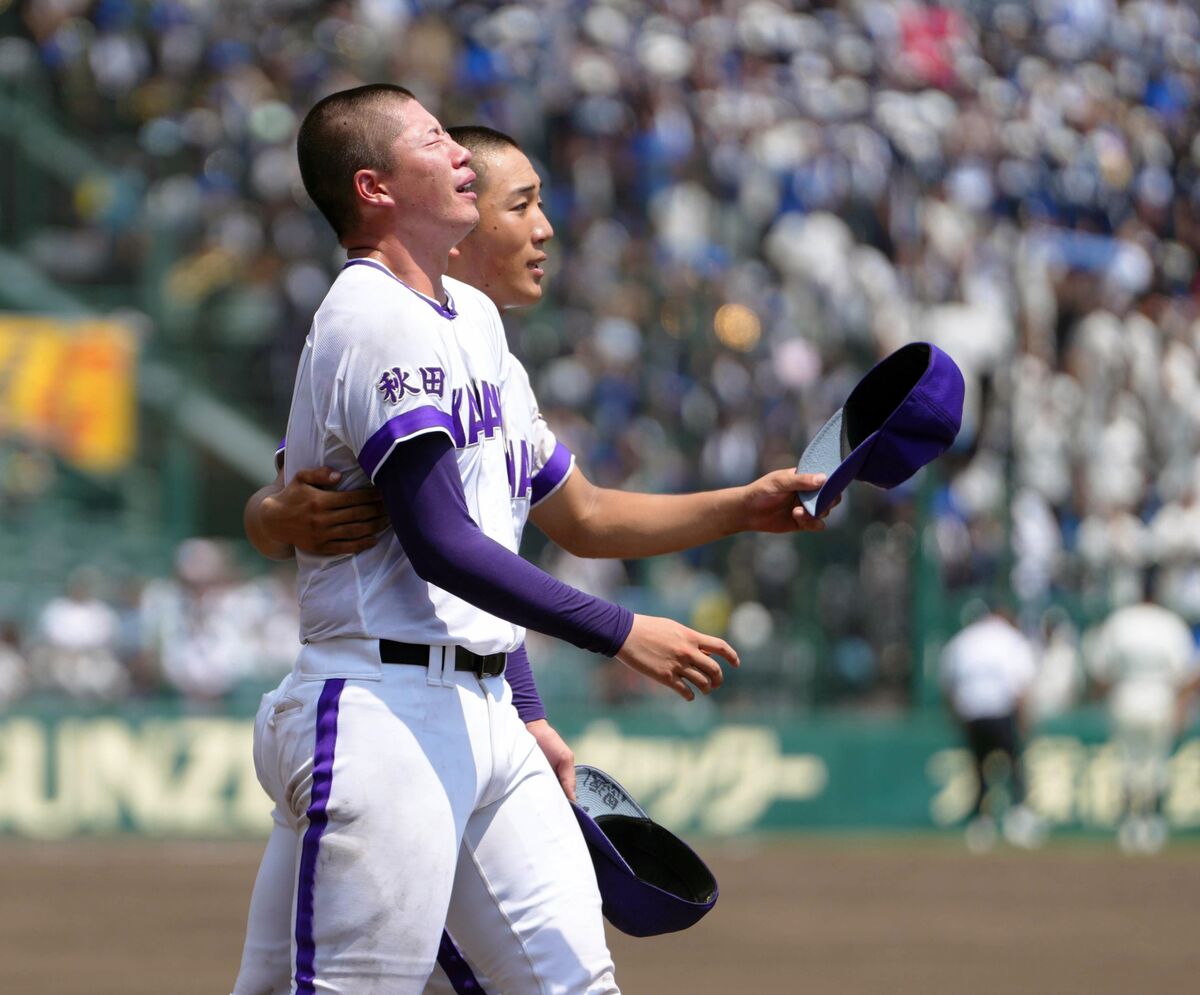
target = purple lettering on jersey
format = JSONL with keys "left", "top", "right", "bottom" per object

{"left": 421, "top": 366, "right": 446, "bottom": 398}
{"left": 506, "top": 440, "right": 533, "bottom": 499}
{"left": 451, "top": 381, "right": 504, "bottom": 448}
{"left": 466, "top": 384, "right": 486, "bottom": 446}
{"left": 376, "top": 366, "right": 421, "bottom": 405}
{"left": 450, "top": 388, "right": 467, "bottom": 448}
{"left": 481, "top": 381, "right": 503, "bottom": 438}
{"left": 518, "top": 440, "right": 532, "bottom": 499}
{"left": 531, "top": 440, "right": 573, "bottom": 505}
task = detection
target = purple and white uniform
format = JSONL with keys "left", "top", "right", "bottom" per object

{"left": 239, "top": 260, "right": 617, "bottom": 995}
{"left": 285, "top": 261, "right": 524, "bottom": 651}
{"left": 503, "top": 351, "right": 574, "bottom": 530}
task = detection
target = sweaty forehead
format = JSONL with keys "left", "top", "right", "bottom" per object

{"left": 477, "top": 146, "right": 539, "bottom": 196}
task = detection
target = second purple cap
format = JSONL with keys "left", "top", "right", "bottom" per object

{"left": 797, "top": 342, "right": 965, "bottom": 517}
{"left": 571, "top": 764, "right": 717, "bottom": 937}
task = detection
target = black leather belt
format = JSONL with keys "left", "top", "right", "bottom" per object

{"left": 379, "top": 639, "right": 507, "bottom": 678}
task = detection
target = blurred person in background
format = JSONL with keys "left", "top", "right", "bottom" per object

{"left": 1025, "top": 605, "right": 1085, "bottom": 725}
{"left": 140, "top": 538, "right": 256, "bottom": 701}
{"left": 110, "top": 573, "right": 155, "bottom": 695}
{"left": 0, "top": 621, "right": 30, "bottom": 707}
{"left": 30, "top": 566, "right": 128, "bottom": 701}
{"left": 1086, "top": 570, "right": 1200, "bottom": 854}
{"left": 939, "top": 597, "right": 1045, "bottom": 851}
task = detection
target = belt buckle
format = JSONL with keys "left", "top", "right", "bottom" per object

{"left": 457, "top": 648, "right": 505, "bottom": 678}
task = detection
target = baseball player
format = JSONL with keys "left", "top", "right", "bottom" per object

{"left": 235, "top": 117, "right": 829, "bottom": 993}
{"left": 1088, "top": 573, "right": 1200, "bottom": 853}
{"left": 242, "top": 82, "right": 760, "bottom": 995}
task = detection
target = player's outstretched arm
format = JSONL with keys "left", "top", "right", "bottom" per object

{"left": 614, "top": 615, "right": 737, "bottom": 702}
{"left": 531, "top": 465, "right": 830, "bottom": 560}
{"left": 243, "top": 466, "right": 390, "bottom": 560}
{"left": 375, "top": 434, "right": 737, "bottom": 701}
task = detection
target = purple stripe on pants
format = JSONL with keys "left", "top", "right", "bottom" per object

{"left": 438, "top": 930, "right": 486, "bottom": 992}
{"left": 294, "top": 678, "right": 347, "bottom": 994}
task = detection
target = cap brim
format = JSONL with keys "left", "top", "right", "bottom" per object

{"left": 797, "top": 408, "right": 877, "bottom": 517}
{"left": 572, "top": 764, "right": 650, "bottom": 882}
{"left": 574, "top": 764, "right": 648, "bottom": 819}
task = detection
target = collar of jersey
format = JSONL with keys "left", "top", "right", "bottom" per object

{"left": 341, "top": 257, "right": 458, "bottom": 319}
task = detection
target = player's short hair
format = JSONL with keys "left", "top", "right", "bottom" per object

{"left": 446, "top": 126, "right": 520, "bottom": 193}
{"left": 297, "top": 83, "right": 417, "bottom": 240}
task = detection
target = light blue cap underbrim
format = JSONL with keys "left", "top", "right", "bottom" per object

{"left": 574, "top": 764, "right": 647, "bottom": 820}
{"left": 796, "top": 408, "right": 848, "bottom": 515}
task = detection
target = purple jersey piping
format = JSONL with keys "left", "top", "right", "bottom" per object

{"left": 342, "top": 258, "right": 458, "bottom": 319}
{"left": 294, "top": 678, "right": 347, "bottom": 994}
{"left": 438, "top": 931, "right": 487, "bottom": 992}
{"left": 530, "top": 441, "right": 574, "bottom": 506}
{"left": 359, "top": 407, "right": 456, "bottom": 481}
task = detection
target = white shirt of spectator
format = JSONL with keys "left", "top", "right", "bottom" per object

{"left": 39, "top": 596, "right": 119, "bottom": 652}
{"left": 282, "top": 261, "right": 572, "bottom": 654}
{"left": 939, "top": 613, "right": 1037, "bottom": 720}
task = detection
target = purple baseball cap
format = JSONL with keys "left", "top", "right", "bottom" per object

{"left": 571, "top": 764, "right": 717, "bottom": 937}
{"left": 797, "top": 342, "right": 964, "bottom": 517}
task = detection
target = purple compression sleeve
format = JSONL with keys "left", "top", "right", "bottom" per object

{"left": 374, "top": 433, "right": 633, "bottom": 657}
{"left": 505, "top": 643, "right": 545, "bottom": 723}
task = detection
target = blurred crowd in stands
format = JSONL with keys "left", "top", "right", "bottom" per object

{"left": 3, "top": 0, "right": 1200, "bottom": 708}
{"left": 0, "top": 539, "right": 300, "bottom": 705}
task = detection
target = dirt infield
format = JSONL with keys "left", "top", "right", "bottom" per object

{"left": 2, "top": 836, "right": 1196, "bottom": 994}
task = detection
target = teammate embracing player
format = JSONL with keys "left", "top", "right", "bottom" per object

{"left": 235, "top": 85, "right": 829, "bottom": 995}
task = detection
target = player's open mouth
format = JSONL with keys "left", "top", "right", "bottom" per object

{"left": 527, "top": 254, "right": 546, "bottom": 277}
{"left": 456, "top": 172, "right": 477, "bottom": 199}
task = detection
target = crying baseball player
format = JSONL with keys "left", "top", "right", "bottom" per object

{"left": 235, "top": 116, "right": 831, "bottom": 992}
{"left": 245, "top": 83, "right": 753, "bottom": 994}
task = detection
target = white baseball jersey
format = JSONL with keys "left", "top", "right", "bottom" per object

{"left": 940, "top": 614, "right": 1037, "bottom": 720}
{"left": 282, "top": 259, "right": 572, "bottom": 654}
{"left": 503, "top": 350, "right": 575, "bottom": 535}
{"left": 234, "top": 262, "right": 603, "bottom": 995}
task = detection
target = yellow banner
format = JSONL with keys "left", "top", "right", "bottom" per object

{"left": 0, "top": 315, "right": 136, "bottom": 473}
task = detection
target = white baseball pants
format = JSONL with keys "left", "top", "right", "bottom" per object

{"left": 234, "top": 638, "right": 618, "bottom": 994}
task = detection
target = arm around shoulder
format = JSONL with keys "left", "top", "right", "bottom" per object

{"left": 245, "top": 466, "right": 390, "bottom": 559}
{"left": 244, "top": 469, "right": 295, "bottom": 561}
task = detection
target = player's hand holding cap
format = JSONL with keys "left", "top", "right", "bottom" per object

{"left": 571, "top": 764, "right": 718, "bottom": 937}
{"left": 796, "top": 341, "right": 965, "bottom": 517}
